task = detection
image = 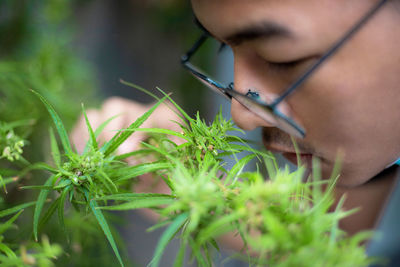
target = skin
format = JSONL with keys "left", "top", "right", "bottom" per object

{"left": 191, "top": 0, "right": 400, "bottom": 188}
{"left": 72, "top": 0, "right": 400, "bottom": 241}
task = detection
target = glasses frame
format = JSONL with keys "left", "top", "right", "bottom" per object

{"left": 181, "top": 0, "right": 387, "bottom": 139}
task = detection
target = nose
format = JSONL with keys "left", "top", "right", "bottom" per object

{"left": 230, "top": 52, "right": 277, "bottom": 131}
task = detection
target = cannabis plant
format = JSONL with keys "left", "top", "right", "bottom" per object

{"left": 0, "top": 83, "right": 376, "bottom": 267}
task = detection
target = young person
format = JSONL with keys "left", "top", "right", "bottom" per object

{"left": 73, "top": 0, "right": 400, "bottom": 264}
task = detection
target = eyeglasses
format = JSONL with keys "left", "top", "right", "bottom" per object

{"left": 181, "top": 0, "right": 387, "bottom": 139}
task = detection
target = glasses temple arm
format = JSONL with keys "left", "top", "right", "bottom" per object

{"left": 181, "top": 34, "right": 209, "bottom": 63}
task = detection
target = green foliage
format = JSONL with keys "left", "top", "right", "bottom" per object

{"left": 0, "top": 204, "right": 62, "bottom": 267}
{"left": 0, "top": 120, "right": 31, "bottom": 163}
{"left": 1, "top": 84, "right": 376, "bottom": 266}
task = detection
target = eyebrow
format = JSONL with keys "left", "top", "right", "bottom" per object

{"left": 194, "top": 17, "right": 293, "bottom": 46}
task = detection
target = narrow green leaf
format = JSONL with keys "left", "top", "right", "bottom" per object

{"left": 31, "top": 90, "right": 73, "bottom": 154}
{"left": 0, "top": 201, "right": 36, "bottom": 218}
{"left": 100, "top": 198, "right": 174, "bottom": 211}
{"left": 209, "top": 238, "right": 220, "bottom": 252}
{"left": 0, "top": 210, "right": 23, "bottom": 235}
{"left": 33, "top": 175, "right": 55, "bottom": 241}
{"left": 95, "top": 193, "right": 175, "bottom": 202}
{"left": 113, "top": 149, "right": 153, "bottom": 161}
{"left": 0, "top": 174, "right": 6, "bottom": 193}
{"left": 53, "top": 179, "right": 72, "bottom": 189}
{"left": 49, "top": 128, "right": 61, "bottom": 168}
{"left": 83, "top": 114, "right": 120, "bottom": 154}
{"left": 140, "top": 143, "right": 174, "bottom": 159}
{"left": 98, "top": 170, "right": 118, "bottom": 193}
{"left": 82, "top": 103, "right": 98, "bottom": 150}
{"left": 58, "top": 185, "right": 71, "bottom": 236}
{"left": 87, "top": 195, "right": 124, "bottom": 267}
{"left": 197, "top": 213, "right": 239, "bottom": 245}
{"left": 24, "top": 162, "right": 59, "bottom": 174}
{"left": 20, "top": 185, "right": 54, "bottom": 190}
{"left": 101, "top": 95, "right": 169, "bottom": 157}
{"left": 95, "top": 114, "right": 120, "bottom": 137}
{"left": 0, "top": 177, "right": 19, "bottom": 190}
{"left": 0, "top": 243, "right": 17, "bottom": 258}
{"left": 149, "top": 212, "right": 189, "bottom": 267}
{"left": 173, "top": 240, "right": 187, "bottom": 267}
{"left": 2, "top": 119, "right": 35, "bottom": 131}
{"left": 122, "top": 128, "right": 189, "bottom": 142}
{"left": 0, "top": 168, "right": 18, "bottom": 177}
{"left": 225, "top": 154, "right": 256, "bottom": 184}
{"left": 147, "top": 220, "right": 172, "bottom": 233}
{"left": 115, "top": 161, "right": 171, "bottom": 182}
{"left": 38, "top": 198, "right": 60, "bottom": 234}
{"left": 155, "top": 86, "right": 192, "bottom": 122}
{"left": 188, "top": 237, "right": 208, "bottom": 267}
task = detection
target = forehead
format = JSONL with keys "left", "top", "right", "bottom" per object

{"left": 191, "top": 0, "right": 371, "bottom": 43}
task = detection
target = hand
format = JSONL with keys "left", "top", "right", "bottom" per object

{"left": 71, "top": 96, "right": 183, "bottom": 159}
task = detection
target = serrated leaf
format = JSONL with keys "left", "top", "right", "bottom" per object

{"left": 224, "top": 154, "right": 256, "bottom": 184}
{"left": 113, "top": 149, "right": 153, "bottom": 161}
{"left": 98, "top": 170, "right": 118, "bottom": 193}
{"left": 38, "top": 197, "right": 60, "bottom": 234}
{"left": 115, "top": 161, "right": 171, "bottom": 182}
{"left": 31, "top": 90, "right": 73, "bottom": 155}
{"left": 20, "top": 185, "right": 54, "bottom": 190}
{"left": 149, "top": 212, "right": 189, "bottom": 267}
{"left": 53, "top": 179, "right": 72, "bottom": 189}
{"left": 173, "top": 240, "right": 187, "bottom": 267}
{"left": 33, "top": 175, "right": 55, "bottom": 241}
{"left": 86, "top": 193, "right": 124, "bottom": 267}
{"left": 101, "top": 95, "right": 169, "bottom": 157}
{"left": 83, "top": 114, "right": 120, "bottom": 154}
{"left": 140, "top": 142, "right": 174, "bottom": 159}
{"left": 82, "top": 103, "right": 98, "bottom": 151}
{"left": 58, "top": 185, "right": 71, "bottom": 237}
{"left": 155, "top": 86, "right": 192, "bottom": 123}
{"left": 0, "top": 243, "right": 17, "bottom": 258}
{"left": 0, "top": 174, "right": 6, "bottom": 193}
{"left": 0, "top": 177, "right": 18, "bottom": 191}
{"left": 0, "top": 210, "right": 23, "bottom": 235}
{"left": 99, "top": 198, "right": 174, "bottom": 211}
{"left": 123, "top": 128, "right": 189, "bottom": 142}
{"left": 0, "top": 201, "right": 36, "bottom": 218}
{"left": 24, "top": 162, "right": 59, "bottom": 174}
{"left": 196, "top": 213, "right": 239, "bottom": 246}
{"left": 49, "top": 128, "right": 61, "bottom": 168}
{"left": 95, "top": 193, "right": 175, "bottom": 202}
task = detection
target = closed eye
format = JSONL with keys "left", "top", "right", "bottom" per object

{"left": 267, "top": 58, "right": 306, "bottom": 71}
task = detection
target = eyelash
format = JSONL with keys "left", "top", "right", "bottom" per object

{"left": 217, "top": 41, "right": 307, "bottom": 71}
{"left": 267, "top": 59, "right": 304, "bottom": 71}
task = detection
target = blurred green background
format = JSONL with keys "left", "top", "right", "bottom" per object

{"left": 0, "top": 1, "right": 228, "bottom": 266}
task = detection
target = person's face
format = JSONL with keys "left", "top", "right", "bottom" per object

{"left": 191, "top": 0, "right": 400, "bottom": 187}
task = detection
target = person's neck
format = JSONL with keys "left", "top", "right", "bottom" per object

{"left": 334, "top": 165, "right": 399, "bottom": 236}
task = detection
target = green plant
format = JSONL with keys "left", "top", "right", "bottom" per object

{"left": 0, "top": 200, "right": 62, "bottom": 266}
{"left": 0, "top": 84, "right": 376, "bottom": 267}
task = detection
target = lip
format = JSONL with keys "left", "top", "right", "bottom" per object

{"left": 263, "top": 144, "right": 314, "bottom": 167}
{"left": 281, "top": 152, "right": 313, "bottom": 167}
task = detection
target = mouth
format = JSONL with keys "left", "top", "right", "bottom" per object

{"left": 261, "top": 128, "right": 315, "bottom": 167}
{"left": 281, "top": 152, "right": 313, "bottom": 167}
{"left": 264, "top": 144, "right": 314, "bottom": 167}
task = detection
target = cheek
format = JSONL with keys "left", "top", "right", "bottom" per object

{"left": 291, "top": 61, "right": 400, "bottom": 185}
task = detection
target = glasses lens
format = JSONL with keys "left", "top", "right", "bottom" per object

{"left": 228, "top": 90, "right": 305, "bottom": 138}
{"left": 185, "top": 63, "right": 231, "bottom": 100}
